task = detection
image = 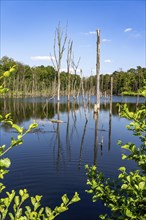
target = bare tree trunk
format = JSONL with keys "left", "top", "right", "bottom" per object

{"left": 16, "top": 72, "right": 20, "bottom": 97}
{"left": 94, "top": 29, "right": 100, "bottom": 113}
{"left": 51, "top": 23, "right": 67, "bottom": 102}
{"left": 72, "top": 56, "right": 80, "bottom": 98}
{"left": 94, "top": 112, "right": 99, "bottom": 165}
{"left": 108, "top": 76, "right": 113, "bottom": 151}
{"left": 22, "top": 69, "right": 25, "bottom": 97}
{"left": 78, "top": 119, "right": 88, "bottom": 169}
{"left": 73, "top": 73, "right": 77, "bottom": 98}
{"left": 52, "top": 75, "right": 56, "bottom": 98}
{"left": 66, "top": 102, "right": 71, "bottom": 160}
{"left": 109, "top": 76, "right": 113, "bottom": 117}
{"left": 90, "top": 69, "right": 93, "bottom": 96}
{"left": 80, "top": 69, "right": 88, "bottom": 121}
{"left": 57, "top": 70, "right": 60, "bottom": 101}
{"left": 57, "top": 102, "right": 61, "bottom": 162}
{"left": 67, "top": 40, "right": 73, "bottom": 102}
{"left": 32, "top": 68, "right": 35, "bottom": 96}
{"left": 13, "top": 76, "right": 16, "bottom": 97}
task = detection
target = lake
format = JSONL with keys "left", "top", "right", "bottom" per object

{"left": 0, "top": 95, "right": 145, "bottom": 220}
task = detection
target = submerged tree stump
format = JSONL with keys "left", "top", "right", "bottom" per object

{"left": 94, "top": 104, "right": 100, "bottom": 113}
{"left": 49, "top": 119, "right": 65, "bottom": 123}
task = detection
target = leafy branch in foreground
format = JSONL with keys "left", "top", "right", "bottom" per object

{"left": 0, "top": 189, "right": 80, "bottom": 220}
{"left": 0, "top": 67, "right": 80, "bottom": 219}
{"left": 86, "top": 93, "right": 146, "bottom": 219}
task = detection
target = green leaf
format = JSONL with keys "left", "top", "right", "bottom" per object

{"left": 34, "top": 202, "right": 41, "bottom": 211}
{"left": 9, "top": 213, "right": 15, "bottom": 220}
{"left": 126, "top": 176, "right": 131, "bottom": 183}
{"left": 118, "top": 167, "right": 126, "bottom": 172}
{"left": 122, "top": 144, "right": 130, "bottom": 150}
{"left": 125, "top": 208, "right": 133, "bottom": 217}
{"left": 56, "top": 206, "right": 68, "bottom": 213}
{"left": 122, "top": 154, "right": 127, "bottom": 160}
{"left": 25, "top": 206, "right": 31, "bottom": 213}
{"left": 3, "top": 70, "right": 11, "bottom": 78}
{"left": 12, "top": 124, "right": 23, "bottom": 133}
{"left": 0, "top": 145, "right": 6, "bottom": 155}
{"left": 14, "top": 196, "right": 20, "bottom": 206}
{"left": 45, "top": 207, "right": 53, "bottom": 217}
{"left": 69, "top": 192, "right": 80, "bottom": 204}
{"left": 19, "top": 189, "right": 24, "bottom": 196}
{"left": 62, "top": 194, "right": 69, "bottom": 205}
{"left": 0, "top": 182, "right": 6, "bottom": 192}
{"left": 118, "top": 173, "right": 124, "bottom": 179}
{"left": 11, "top": 138, "right": 23, "bottom": 147}
{"left": 0, "top": 158, "right": 11, "bottom": 168}
{"left": 5, "top": 113, "right": 11, "bottom": 119}
{"left": 121, "top": 184, "right": 128, "bottom": 189}
{"left": 87, "top": 189, "right": 93, "bottom": 194}
{"left": 141, "top": 90, "right": 146, "bottom": 97}
{"left": 0, "top": 88, "right": 9, "bottom": 93}
{"left": 28, "top": 123, "right": 38, "bottom": 131}
{"left": 85, "top": 164, "right": 89, "bottom": 169}
{"left": 29, "top": 211, "right": 37, "bottom": 218}
{"left": 139, "top": 181, "right": 145, "bottom": 190}
{"left": 99, "top": 214, "right": 107, "bottom": 219}
{"left": 18, "top": 134, "right": 22, "bottom": 139}
{"left": 15, "top": 208, "right": 22, "bottom": 218}
{"left": 35, "top": 195, "right": 42, "bottom": 202}
{"left": 22, "top": 192, "right": 29, "bottom": 203}
{"left": 31, "top": 197, "right": 36, "bottom": 206}
{"left": 117, "top": 140, "right": 122, "bottom": 145}
{"left": 39, "top": 207, "right": 44, "bottom": 215}
{"left": 9, "top": 66, "right": 16, "bottom": 73}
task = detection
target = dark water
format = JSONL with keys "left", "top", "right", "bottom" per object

{"left": 0, "top": 96, "right": 145, "bottom": 220}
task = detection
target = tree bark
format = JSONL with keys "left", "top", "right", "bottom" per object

{"left": 94, "top": 29, "right": 100, "bottom": 112}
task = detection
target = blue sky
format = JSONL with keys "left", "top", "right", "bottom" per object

{"left": 1, "top": 0, "right": 146, "bottom": 76}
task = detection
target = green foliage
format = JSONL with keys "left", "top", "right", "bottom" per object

{"left": 0, "top": 56, "right": 82, "bottom": 97}
{"left": 0, "top": 189, "right": 80, "bottom": 220}
{"left": 119, "top": 103, "right": 146, "bottom": 172}
{"left": 1, "top": 64, "right": 146, "bottom": 219}
{"left": 1, "top": 56, "right": 146, "bottom": 97}
{"left": 86, "top": 92, "right": 146, "bottom": 219}
{"left": 122, "top": 80, "right": 146, "bottom": 97}
{"left": 86, "top": 165, "right": 146, "bottom": 219}
{"left": 0, "top": 68, "right": 80, "bottom": 219}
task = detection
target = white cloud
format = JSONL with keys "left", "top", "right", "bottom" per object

{"left": 124, "top": 28, "right": 133, "bottom": 32}
{"left": 81, "top": 31, "right": 96, "bottom": 35}
{"left": 102, "top": 38, "right": 111, "bottom": 42}
{"left": 104, "top": 59, "right": 112, "bottom": 63}
{"left": 89, "top": 31, "right": 96, "bottom": 35}
{"left": 30, "top": 56, "right": 55, "bottom": 61}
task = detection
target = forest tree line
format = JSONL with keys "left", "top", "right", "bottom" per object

{"left": 0, "top": 56, "right": 146, "bottom": 97}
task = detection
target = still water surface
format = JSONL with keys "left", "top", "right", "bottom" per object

{"left": 0, "top": 96, "right": 145, "bottom": 220}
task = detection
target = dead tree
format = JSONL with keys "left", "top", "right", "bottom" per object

{"left": 80, "top": 69, "right": 88, "bottom": 121}
{"left": 66, "top": 39, "right": 73, "bottom": 102}
{"left": 78, "top": 119, "right": 88, "bottom": 169}
{"left": 94, "top": 29, "right": 100, "bottom": 113}
{"left": 51, "top": 23, "right": 67, "bottom": 101}
{"left": 94, "top": 112, "right": 99, "bottom": 165}
{"left": 109, "top": 76, "right": 113, "bottom": 117}
{"left": 108, "top": 76, "right": 113, "bottom": 151}
{"left": 72, "top": 56, "right": 80, "bottom": 98}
